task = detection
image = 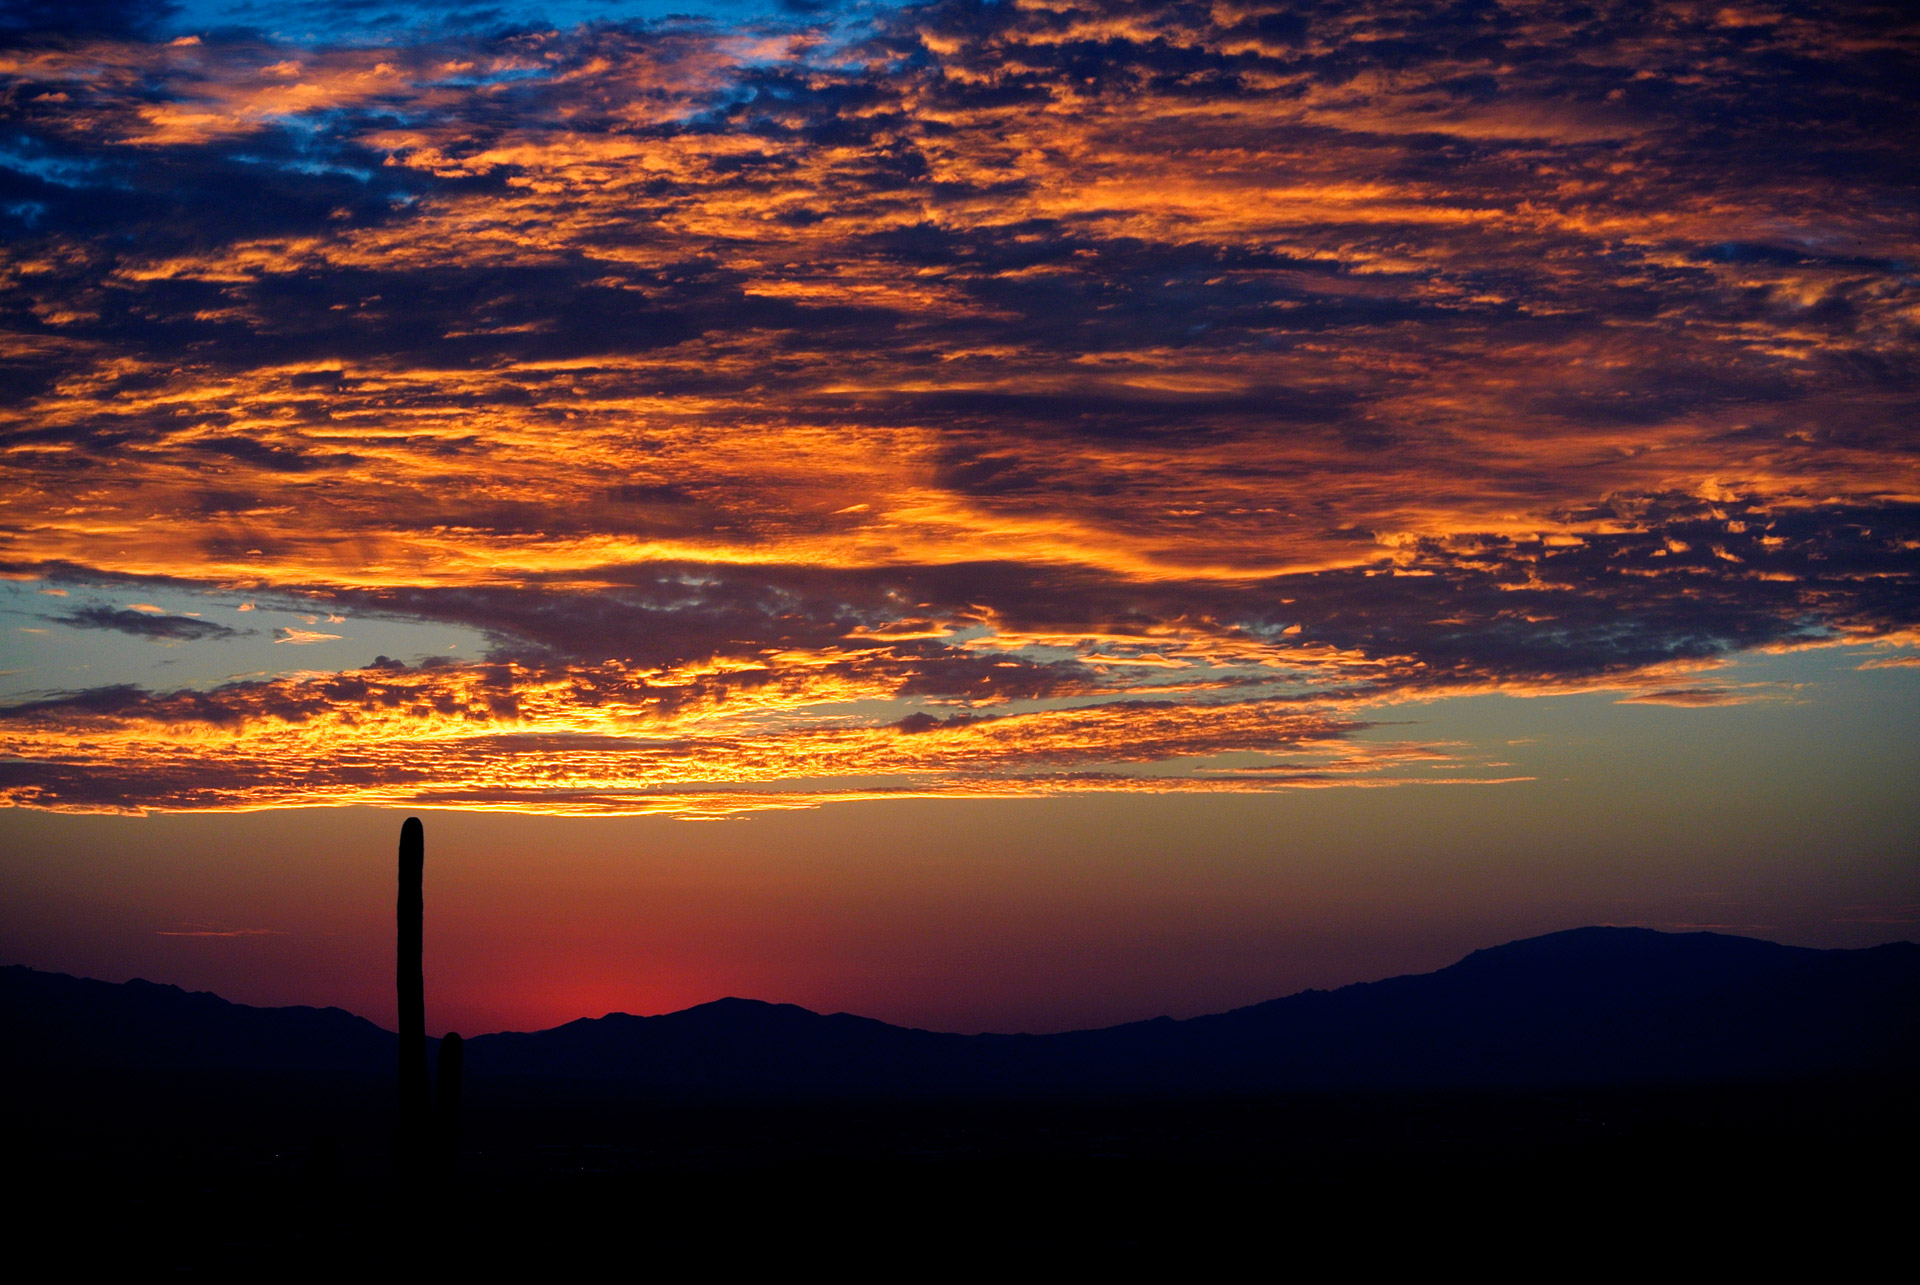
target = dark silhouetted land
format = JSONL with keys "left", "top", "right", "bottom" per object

{"left": 5, "top": 927, "right": 1915, "bottom": 1265}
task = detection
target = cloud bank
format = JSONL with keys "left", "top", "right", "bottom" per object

{"left": 1, "top": 0, "right": 1915, "bottom": 811}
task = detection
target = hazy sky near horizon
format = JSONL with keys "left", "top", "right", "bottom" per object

{"left": 1, "top": 0, "right": 1915, "bottom": 1030}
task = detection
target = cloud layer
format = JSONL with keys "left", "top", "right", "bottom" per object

{"left": 1, "top": 0, "right": 1915, "bottom": 810}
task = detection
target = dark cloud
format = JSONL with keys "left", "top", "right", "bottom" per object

{"left": 48, "top": 606, "right": 247, "bottom": 641}
{"left": 0, "top": 0, "right": 177, "bottom": 42}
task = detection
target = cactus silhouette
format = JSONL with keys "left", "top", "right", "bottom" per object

{"left": 436, "top": 1031, "right": 463, "bottom": 1170}
{"left": 398, "top": 817, "right": 430, "bottom": 1165}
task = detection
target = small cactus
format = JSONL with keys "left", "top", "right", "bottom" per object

{"left": 436, "top": 1031, "right": 464, "bottom": 1170}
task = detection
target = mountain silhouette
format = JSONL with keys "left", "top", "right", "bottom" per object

{"left": 0, "top": 966, "right": 394, "bottom": 1075}
{"left": 6, "top": 928, "right": 1916, "bottom": 1098}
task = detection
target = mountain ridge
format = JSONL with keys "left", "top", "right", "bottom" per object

{"left": 6, "top": 927, "right": 1917, "bottom": 1095}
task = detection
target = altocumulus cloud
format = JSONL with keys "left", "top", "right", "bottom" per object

{"left": 0, "top": 0, "right": 1915, "bottom": 811}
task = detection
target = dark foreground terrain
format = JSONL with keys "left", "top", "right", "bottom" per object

{"left": 7, "top": 927, "right": 1916, "bottom": 1267}
{"left": 12, "top": 1075, "right": 1914, "bottom": 1270}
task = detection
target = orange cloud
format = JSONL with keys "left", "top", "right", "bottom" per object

{"left": 0, "top": 1, "right": 1913, "bottom": 812}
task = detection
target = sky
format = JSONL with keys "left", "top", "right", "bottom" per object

{"left": 1, "top": 0, "right": 1916, "bottom": 1034}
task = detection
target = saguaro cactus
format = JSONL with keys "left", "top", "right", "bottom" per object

{"left": 398, "top": 817, "right": 430, "bottom": 1157}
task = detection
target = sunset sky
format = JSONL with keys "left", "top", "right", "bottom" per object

{"left": 1, "top": 0, "right": 1915, "bottom": 1035}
